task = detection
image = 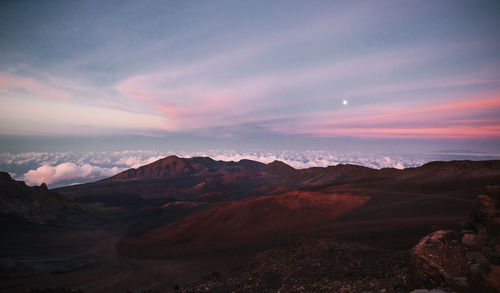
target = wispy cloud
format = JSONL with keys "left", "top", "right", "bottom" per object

{"left": 115, "top": 42, "right": 471, "bottom": 130}
{"left": 267, "top": 95, "right": 500, "bottom": 138}
{"left": 0, "top": 73, "right": 70, "bottom": 101}
{"left": 1, "top": 1, "right": 499, "bottom": 140}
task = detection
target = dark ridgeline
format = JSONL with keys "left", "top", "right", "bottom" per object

{"left": 0, "top": 172, "right": 76, "bottom": 225}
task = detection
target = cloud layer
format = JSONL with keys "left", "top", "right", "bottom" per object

{"left": 1, "top": 149, "right": 498, "bottom": 187}
{"left": 23, "top": 163, "right": 122, "bottom": 186}
{"left": 0, "top": 150, "right": 461, "bottom": 187}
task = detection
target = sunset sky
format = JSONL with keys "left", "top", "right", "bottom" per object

{"left": 1, "top": 0, "right": 499, "bottom": 186}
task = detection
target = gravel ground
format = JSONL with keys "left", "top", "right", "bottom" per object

{"left": 180, "top": 239, "right": 412, "bottom": 293}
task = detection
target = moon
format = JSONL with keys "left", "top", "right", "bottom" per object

{"left": 342, "top": 99, "right": 348, "bottom": 105}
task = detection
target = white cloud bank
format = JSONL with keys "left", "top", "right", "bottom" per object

{"left": 0, "top": 150, "right": 442, "bottom": 187}
{"left": 23, "top": 163, "right": 123, "bottom": 186}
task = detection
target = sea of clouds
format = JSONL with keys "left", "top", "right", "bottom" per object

{"left": 0, "top": 150, "right": 432, "bottom": 187}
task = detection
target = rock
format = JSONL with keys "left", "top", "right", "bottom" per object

{"left": 477, "top": 195, "right": 498, "bottom": 218}
{"left": 492, "top": 217, "right": 500, "bottom": 231}
{"left": 410, "top": 289, "right": 448, "bottom": 293}
{"left": 411, "top": 194, "right": 500, "bottom": 293}
{"left": 462, "top": 233, "right": 490, "bottom": 250}
{"left": 471, "top": 251, "right": 484, "bottom": 263}
{"left": 410, "top": 230, "right": 469, "bottom": 292}
{"left": 482, "top": 246, "right": 492, "bottom": 255}
{"left": 478, "top": 258, "right": 490, "bottom": 270}
{"left": 486, "top": 264, "right": 500, "bottom": 292}
{"left": 461, "top": 229, "right": 475, "bottom": 235}
{"left": 492, "top": 248, "right": 500, "bottom": 265}
{"left": 40, "top": 182, "right": 48, "bottom": 191}
{"left": 469, "top": 263, "right": 483, "bottom": 277}
{"left": 472, "top": 195, "right": 500, "bottom": 235}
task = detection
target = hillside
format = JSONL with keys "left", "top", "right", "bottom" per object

{"left": 2, "top": 158, "right": 500, "bottom": 292}
{"left": 118, "top": 191, "right": 370, "bottom": 258}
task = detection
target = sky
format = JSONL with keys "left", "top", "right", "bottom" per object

{"left": 0, "top": 0, "right": 499, "bottom": 186}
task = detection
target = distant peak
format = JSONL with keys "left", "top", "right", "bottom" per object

{"left": 108, "top": 154, "right": 195, "bottom": 181}
{"left": 265, "top": 160, "right": 295, "bottom": 174}
{"left": 40, "top": 183, "right": 48, "bottom": 191}
{"left": 268, "top": 160, "right": 293, "bottom": 168}
{"left": 162, "top": 155, "right": 182, "bottom": 161}
{"left": 0, "top": 171, "right": 13, "bottom": 182}
{"left": 189, "top": 156, "right": 215, "bottom": 164}
{"left": 147, "top": 155, "right": 185, "bottom": 166}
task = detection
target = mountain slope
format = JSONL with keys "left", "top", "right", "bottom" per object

{"left": 57, "top": 156, "right": 280, "bottom": 202}
{"left": 111, "top": 159, "right": 500, "bottom": 260}
{"left": 58, "top": 157, "right": 500, "bottom": 203}
{"left": 118, "top": 191, "right": 370, "bottom": 258}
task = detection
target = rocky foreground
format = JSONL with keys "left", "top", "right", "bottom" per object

{"left": 410, "top": 189, "right": 500, "bottom": 292}
{"left": 181, "top": 188, "right": 500, "bottom": 293}
{"left": 180, "top": 239, "right": 410, "bottom": 293}
{"left": 19, "top": 189, "right": 500, "bottom": 293}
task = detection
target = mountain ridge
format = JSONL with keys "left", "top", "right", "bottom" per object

{"left": 55, "top": 158, "right": 500, "bottom": 200}
{"left": 94, "top": 156, "right": 500, "bottom": 186}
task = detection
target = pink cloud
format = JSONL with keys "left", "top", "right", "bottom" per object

{"left": 115, "top": 41, "right": 456, "bottom": 131}
{"left": 0, "top": 73, "right": 70, "bottom": 101}
{"left": 114, "top": 3, "right": 447, "bottom": 130}
{"left": 316, "top": 96, "right": 500, "bottom": 126}
{"left": 267, "top": 95, "right": 500, "bottom": 139}
{"left": 307, "top": 126, "right": 500, "bottom": 139}
{"left": 23, "top": 163, "right": 123, "bottom": 186}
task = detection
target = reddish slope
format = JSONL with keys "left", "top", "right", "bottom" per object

{"left": 118, "top": 191, "right": 370, "bottom": 258}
